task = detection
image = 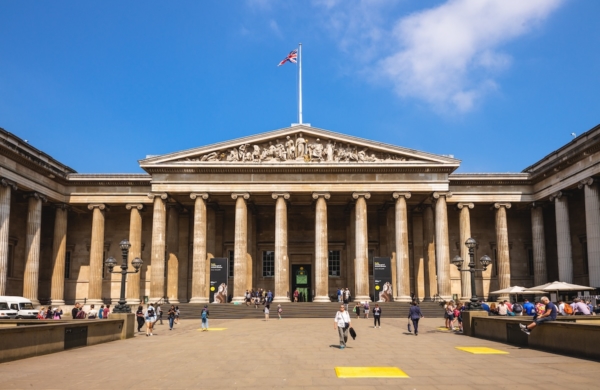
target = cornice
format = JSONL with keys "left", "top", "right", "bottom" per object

{"left": 142, "top": 165, "right": 457, "bottom": 175}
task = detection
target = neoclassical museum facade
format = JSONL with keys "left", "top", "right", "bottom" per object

{"left": 1, "top": 124, "right": 600, "bottom": 306}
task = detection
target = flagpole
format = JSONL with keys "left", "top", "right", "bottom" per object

{"left": 298, "top": 43, "right": 303, "bottom": 125}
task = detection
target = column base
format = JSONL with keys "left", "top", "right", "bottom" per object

{"left": 189, "top": 297, "right": 210, "bottom": 304}
{"left": 440, "top": 295, "right": 452, "bottom": 301}
{"left": 272, "top": 297, "right": 291, "bottom": 303}
{"left": 459, "top": 296, "right": 472, "bottom": 302}
{"left": 85, "top": 299, "right": 103, "bottom": 306}
{"left": 50, "top": 300, "right": 66, "bottom": 306}
{"left": 354, "top": 295, "right": 371, "bottom": 303}
{"left": 149, "top": 297, "right": 163, "bottom": 303}
{"left": 313, "top": 295, "right": 331, "bottom": 303}
{"left": 231, "top": 296, "right": 246, "bottom": 303}
{"left": 126, "top": 299, "right": 141, "bottom": 305}
{"left": 394, "top": 295, "right": 412, "bottom": 302}
{"left": 423, "top": 297, "right": 434, "bottom": 302}
{"left": 169, "top": 299, "right": 180, "bottom": 304}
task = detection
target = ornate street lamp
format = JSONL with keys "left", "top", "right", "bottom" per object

{"left": 104, "top": 239, "right": 143, "bottom": 314}
{"left": 450, "top": 238, "right": 492, "bottom": 311}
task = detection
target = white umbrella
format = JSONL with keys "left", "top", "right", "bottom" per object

{"left": 525, "top": 281, "right": 594, "bottom": 292}
{"left": 490, "top": 286, "right": 544, "bottom": 295}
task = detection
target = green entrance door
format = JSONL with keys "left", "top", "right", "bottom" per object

{"left": 291, "top": 264, "right": 312, "bottom": 302}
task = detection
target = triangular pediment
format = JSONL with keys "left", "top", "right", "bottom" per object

{"left": 139, "top": 125, "right": 460, "bottom": 168}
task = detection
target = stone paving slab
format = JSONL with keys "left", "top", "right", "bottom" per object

{"left": 0, "top": 317, "right": 598, "bottom": 389}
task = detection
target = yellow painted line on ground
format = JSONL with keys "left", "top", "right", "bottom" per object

{"left": 335, "top": 367, "right": 409, "bottom": 378}
{"left": 436, "top": 327, "right": 452, "bottom": 331}
{"left": 455, "top": 347, "right": 509, "bottom": 354}
{"left": 197, "top": 328, "right": 227, "bottom": 331}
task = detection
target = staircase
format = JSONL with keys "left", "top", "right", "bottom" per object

{"left": 174, "top": 301, "right": 445, "bottom": 319}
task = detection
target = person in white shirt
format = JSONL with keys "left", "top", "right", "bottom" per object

{"left": 87, "top": 304, "right": 98, "bottom": 319}
{"left": 334, "top": 304, "right": 352, "bottom": 349}
{"left": 498, "top": 302, "right": 508, "bottom": 316}
{"left": 557, "top": 300, "right": 566, "bottom": 316}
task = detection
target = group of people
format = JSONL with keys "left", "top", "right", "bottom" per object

{"left": 245, "top": 289, "right": 273, "bottom": 306}
{"left": 442, "top": 300, "right": 465, "bottom": 332}
{"left": 135, "top": 303, "right": 182, "bottom": 336}
{"left": 37, "top": 306, "right": 64, "bottom": 319}
{"left": 336, "top": 288, "right": 352, "bottom": 307}
{"left": 66, "top": 303, "right": 112, "bottom": 320}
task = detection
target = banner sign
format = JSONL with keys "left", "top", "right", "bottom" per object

{"left": 373, "top": 257, "right": 393, "bottom": 302}
{"left": 210, "top": 257, "right": 229, "bottom": 303}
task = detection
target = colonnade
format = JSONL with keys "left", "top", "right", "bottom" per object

{"left": 2, "top": 180, "right": 600, "bottom": 305}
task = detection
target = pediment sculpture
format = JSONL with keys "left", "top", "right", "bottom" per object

{"left": 181, "top": 133, "right": 412, "bottom": 163}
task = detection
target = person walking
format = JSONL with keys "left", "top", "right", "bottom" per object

{"left": 354, "top": 302, "right": 361, "bottom": 319}
{"left": 264, "top": 304, "right": 270, "bottom": 321}
{"left": 334, "top": 304, "right": 352, "bottom": 349}
{"left": 175, "top": 306, "right": 180, "bottom": 324}
{"left": 156, "top": 304, "right": 163, "bottom": 325}
{"left": 337, "top": 288, "right": 342, "bottom": 303}
{"left": 343, "top": 288, "right": 349, "bottom": 311}
{"left": 135, "top": 305, "right": 145, "bottom": 332}
{"left": 201, "top": 305, "right": 209, "bottom": 331}
{"left": 145, "top": 304, "right": 156, "bottom": 336}
{"left": 293, "top": 289, "right": 299, "bottom": 303}
{"left": 445, "top": 301, "right": 455, "bottom": 330}
{"left": 373, "top": 303, "right": 382, "bottom": 328}
{"left": 408, "top": 301, "right": 424, "bottom": 336}
{"left": 167, "top": 305, "right": 176, "bottom": 330}
{"left": 277, "top": 304, "right": 283, "bottom": 320}
{"left": 363, "top": 301, "right": 370, "bottom": 319}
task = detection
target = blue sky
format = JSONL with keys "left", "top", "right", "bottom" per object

{"left": 0, "top": 0, "right": 598, "bottom": 173}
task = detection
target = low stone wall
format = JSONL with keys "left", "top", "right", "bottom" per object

{"left": 0, "top": 319, "right": 124, "bottom": 364}
{"left": 471, "top": 316, "right": 600, "bottom": 361}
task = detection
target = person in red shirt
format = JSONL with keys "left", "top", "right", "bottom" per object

{"left": 103, "top": 304, "right": 110, "bottom": 319}
{"left": 504, "top": 300, "right": 513, "bottom": 312}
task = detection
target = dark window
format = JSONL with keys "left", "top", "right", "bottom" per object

{"left": 65, "top": 251, "right": 71, "bottom": 279}
{"left": 368, "top": 249, "right": 375, "bottom": 276}
{"left": 228, "top": 250, "right": 234, "bottom": 277}
{"left": 102, "top": 251, "right": 107, "bottom": 278}
{"left": 583, "top": 241, "right": 589, "bottom": 275}
{"left": 493, "top": 248, "right": 498, "bottom": 276}
{"left": 328, "top": 250, "right": 341, "bottom": 277}
{"left": 7, "top": 244, "right": 14, "bottom": 277}
{"left": 262, "top": 251, "right": 274, "bottom": 277}
{"left": 527, "top": 248, "right": 534, "bottom": 276}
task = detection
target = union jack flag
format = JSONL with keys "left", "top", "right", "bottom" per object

{"left": 278, "top": 49, "right": 298, "bottom": 66}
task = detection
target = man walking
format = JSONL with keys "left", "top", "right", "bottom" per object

{"left": 520, "top": 296, "right": 557, "bottom": 335}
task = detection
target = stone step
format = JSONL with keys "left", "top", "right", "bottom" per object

{"left": 168, "top": 302, "right": 445, "bottom": 319}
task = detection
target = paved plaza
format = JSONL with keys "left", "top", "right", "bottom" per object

{"left": 1, "top": 317, "right": 598, "bottom": 389}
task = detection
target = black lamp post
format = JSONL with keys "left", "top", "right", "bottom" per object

{"left": 450, "top": 238, "right": 492, "bottom": 311}
{"left": 104, "top": 239, "right": 143, "bottom": 314}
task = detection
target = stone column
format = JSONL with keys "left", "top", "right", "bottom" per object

{"left": 411, "top": 208, "right": 425, "bottom": 300}
{"left": 457, "top": 203, "right": 474, "bottom": 301}
{"left": 232, "top": 193, "right": 249, "bottom": 303}
{"left": 353, "top": 192, "right": 371, "bottom": 302}
{"left": 550, "top": 191, "right": 573, "bottom": 283}
{"left": 494, "top": 203, "right": 512, "bottom": 299}
{"left": 0, "top": 178, "right": 17, "bottom": 296}
{"left": 579, "top": 179, "right": 600, "bottom": 287}
{"left": 166, "top": 204, "right": 180, "bottom": 304}
{"left": 149, "top": 193, "right": 168, "bottom": 301}
{"left": 423, "top": 205, "right": 436, "bottom": 300}
{"left": 313, "top": 192, "right": 331, "bottom": 302}
{"left": 272, "top": 193, "right": 290, "bottom": 302}
{"left": 50, "top": 204, "right": 69, "bottom": 305}
{"left": 87, "top": 203, "right": 106, "bottom": 305}
{"left": 393, "top": 192, "right": 411, "bottom": 302}
{"left": 190, "top": 193, "right": 209, "bottom": 303}
{"left": 530, "top": 203, "right": 548, "bottom": 286}
{"left": 386, "top": 206, "right": 397, "bottom": 298}
{"left": 125, "top": 204, "right": 143, "bottom": 304}
{"left": 23, "top": 193, "right": 46, "bottom": 306}
{"left": 433, "top": 192, "right": 451, "bottom": 300}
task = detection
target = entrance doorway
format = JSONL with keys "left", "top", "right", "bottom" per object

{"left": 291, "top": 264, "right": 312, "bottom": 302}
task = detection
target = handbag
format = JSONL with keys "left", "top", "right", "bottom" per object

{"left": 344, "top": 322, "right": 350, "bottom": 330}
{"left": 407, "top": 320, "right": 412, "bottom": 333}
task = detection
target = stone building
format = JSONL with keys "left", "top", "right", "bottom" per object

{"left": 1, "top": 124, "right": 599, "bottom": 306}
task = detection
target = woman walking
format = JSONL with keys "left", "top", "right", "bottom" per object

{"left": 277, "top": 304, "right": 283, "bottom": 320}
{"left": 444, "top": 300, "right": 456, "bottom": 330}
{"left": 201, "top": 305, "right": 209, "bottom": 331}
{"left": 264, "top": 304, "right": 270, "bottom": 321}
{"left": 363, "top": 301, "right": 370, "bottom": 319}
{"left": 175, "top": 306, "right": 180, "bottom": 325}
{"left": 135, "top": 305, "right": 145, "bottom": 332}
{"left": 408, "top": 301, "right": 424, "bottom": 336}
{"left": 145, "top": 304, "right": 156, "bottom": 336}
{"left": 373, "top": 303, "right": 382, "bottom": 328}
{"left": 167, "top": 305, "right": 176, "bottom": 330}
{"left": 354, "top": 302, "right": 361, "bottom": 319}
{"left": 334, "top": 304, "right": 352, "bottom": 349}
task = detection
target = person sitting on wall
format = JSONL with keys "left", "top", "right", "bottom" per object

{"left": 520, "top": 296, "right": 557, "bottom": 336}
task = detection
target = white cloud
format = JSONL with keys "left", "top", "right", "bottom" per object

{"left": 381, "top": 0, "right": 564, "bottom": 112}
{"left": 269, "top": 19, "right": 283, "bottom": 38}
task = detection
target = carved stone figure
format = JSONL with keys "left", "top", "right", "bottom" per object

{"left": 325, "top": 140, "right": 335, "bottom": 162}
{"left": 310, "top": 139, "right": 324, "bottom": 161}
{"left": 296, "top": 133, "right": 306, "bottom": 159}
{"left": 227, "top": 148, "right": 239, "bottom": 162}
{"left": 201, "top": 151, "right": 219, "bottom": 161}
{"left": 285, "top": 136, "right": 295, "bottom": 160}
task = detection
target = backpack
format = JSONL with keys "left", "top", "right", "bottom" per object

{"left": 76, "top": 310, "right": 86, "bottom": 319}
{"left": 201, "top": 310, "right": 207, "bottom": 320}
{"left": 512, "top": 303, "right": 523, "bottom": 313}
{"left": 148, "top": 308, "right": 155, "bottom": 317}
{"left": 564, "top": 304, "right": 573, "bottom": 315}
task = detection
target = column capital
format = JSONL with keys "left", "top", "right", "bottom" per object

{"left": 0, "top": 178, "right": 17, "bottom": 191}
{"left": 148, "top": 192, "right": 168, "bottom": 200}
{"left": 392, "top": 192, "right": 411, "bottom": 200}
{"left": 54, "top": 203, "right": 70, "bottom": 211}
{"left": 312, "top": 192, "right": 330, "bottom": 200}
{"left": 125, "top": 203, "right": 144, "bottom": 211}
{"left": 432, "top": 191, "right": 452, "bottom": 199}
{"left": 87, "top": 203, "right": 107, "bottom": 211}
{"left": 549, "top": 191, "right": 567, "bottom": 201}
{"left": 493, "top": 202, "right": 512, "bottom": 210}
{"left": 456, "top": 202, "right": 474, "bottom": 210}
{"left": 24, "top": 192, "right": 47, "bottom": 202}
{"left": 578, "top": 177, "right": 595, "bottom": 189}
{"left": 190, "top": 193, "right": 209, "bottom": 200}
{"left": 528, "top": 201, "right": 546, "bottom": 209}
{"left": 352, "top": 192, "right": 370, "bottom": 200}
{"left": 272, "top": 193, "right": 290, "bottom": 200}
{"left": 231, "top": 192, "right": 250, "bottom": 200}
